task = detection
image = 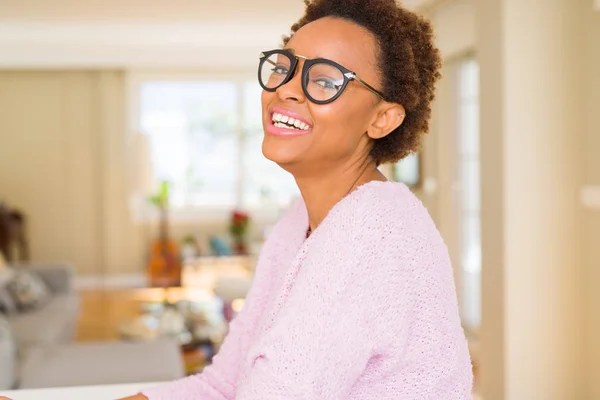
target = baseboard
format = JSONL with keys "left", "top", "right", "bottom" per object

{"left": 74, "top": 273, "right": 146, "bottom": 290}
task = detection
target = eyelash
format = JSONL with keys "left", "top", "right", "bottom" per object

{"left": 313, "top": 79, "right": 338, "bottom": 90}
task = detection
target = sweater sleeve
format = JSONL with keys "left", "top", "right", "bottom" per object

{"left": 234, "top": 215, "right": 472, "bottom": 399}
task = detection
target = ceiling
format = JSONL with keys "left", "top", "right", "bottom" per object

{"left": 0, "top": 0, "right": 434, "bottom": 68}
{"left": 0, "top": 0, "right": 303, "bottom": 22}
{"left": 0, "top": 0, "right": 432, "bottom": 22}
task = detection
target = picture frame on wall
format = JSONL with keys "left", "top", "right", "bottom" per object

{"left": 393, "top": 152, "right": 421, "bottom": 188}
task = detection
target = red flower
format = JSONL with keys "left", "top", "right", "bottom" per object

{"left": 232, "top": 210, "right": 249, "bottom": 225}
{"left": 230, "top": 210, "right": 250, "bottom": 239}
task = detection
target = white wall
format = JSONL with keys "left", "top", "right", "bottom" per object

{"left": 581, "top": 2, "right": 600, "bottom": 398}
{"left": 427, "top": 0, "right": 598, "bottom": 397}
{"left": 427, "top": 0, "right": 475, "bottom": 59}
{"left": 477, "top": 0, "right": 584, "bottom": 398}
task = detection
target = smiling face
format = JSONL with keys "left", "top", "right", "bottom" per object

{"left": 261, "top": 17, "right": 385, "bottom": 175}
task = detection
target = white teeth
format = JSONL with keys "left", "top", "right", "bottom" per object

{"left": 271, "top": 112, "right": 311, "bottom": 131}
{"left": 275, "top": 122, "right": 299, "bottom": 131}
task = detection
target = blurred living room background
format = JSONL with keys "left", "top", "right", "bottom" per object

{"left": 0, "top": 0, "right": 599, "bottom": 399}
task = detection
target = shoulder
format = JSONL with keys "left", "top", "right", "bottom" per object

{"left": 342, "top": 181, "right": 439, "bottom": 243}
{"left": 339, "top": 181, "right": 451, "bottom": 277}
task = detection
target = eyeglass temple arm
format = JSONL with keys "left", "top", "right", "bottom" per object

{"left": 348, "top": 73, "right": 386, "bottom": 100}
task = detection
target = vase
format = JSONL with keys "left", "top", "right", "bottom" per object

{"left": 233, "top": 239, "right": 248, "bottom": 255}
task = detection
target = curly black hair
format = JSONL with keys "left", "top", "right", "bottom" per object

{"left": 283, "top": 0, "right": 441, "bottom": 165}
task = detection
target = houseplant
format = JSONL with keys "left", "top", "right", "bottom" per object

{"left": 228, "top": 210, "right": 250, "bottom": 255}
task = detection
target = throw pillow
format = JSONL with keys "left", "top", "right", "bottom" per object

{"left": 7, "top": 270, "right": 50, "bottom": 311}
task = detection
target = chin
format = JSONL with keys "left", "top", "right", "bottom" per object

{"left": 261, "top": 136, "right": 302, "bottom": 168}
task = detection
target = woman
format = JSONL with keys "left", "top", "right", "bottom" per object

{"left": 0, "top": 2, "right": 471, "bottom": 400}
{"left": 132, "top": 0, "right": 471, "bottom": 398}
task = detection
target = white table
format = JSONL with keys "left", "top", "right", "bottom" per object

{"left": 0, "top": 382, "right": 164, "bottom": 400}
{"left": 0, "top": 382, "right": 484, "bottom": 400}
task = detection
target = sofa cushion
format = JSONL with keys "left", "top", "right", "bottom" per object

{"left": 27, "top": 264, "right": 75, "bottom": 295}
{"left": 19, "top": 339, "right": 185, "bottom": 389}
{"left": 0, "top": 267, "right": 17, "bottom": 314}
{"left": 8, "top": 293, "right": 79, "bottom": 348}
{"left": 0, "top": 286, "right": 17, "bottom": 315}
{"left": 0, "top": 316, "right": 17, "bottom": 390}
{"left": 42, "top": 292, "right": 80, "bottom": 318}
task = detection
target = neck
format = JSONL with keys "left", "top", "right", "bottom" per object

{"left": 295, "top": 158, "right": 387, "bottom": 232}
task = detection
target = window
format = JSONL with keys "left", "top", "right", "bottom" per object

{"left": 135, "top": 77, "right": 298, "bottom": 219}
{"left": 241, "top": 82, "right": 300, "bottom": 207}
{"left": 457, "top": 59, "right": 481, "bottom": 329}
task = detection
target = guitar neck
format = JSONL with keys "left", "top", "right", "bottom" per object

{"left": 159, "top": 204, "right": 169, "bottom": 243}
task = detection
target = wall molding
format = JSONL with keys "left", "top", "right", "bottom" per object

{"left": 74, "top": 273, "right": 146, "bottom": 290}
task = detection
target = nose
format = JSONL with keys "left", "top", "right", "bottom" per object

{"left": 276, "top": 62, "right": 306, "bottom": 103}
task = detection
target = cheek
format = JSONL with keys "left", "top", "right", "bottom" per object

{"left": 311, "top": 101, "right": 370, "bottom": 145}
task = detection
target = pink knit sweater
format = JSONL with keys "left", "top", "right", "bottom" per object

{"left": 143, "top": 181, "right": 472, "bottom": 399}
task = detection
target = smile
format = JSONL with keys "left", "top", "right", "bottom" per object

{"left": 266, "top": 107, "right": 313, "bottom": 137}
{"left": 271, "top": 112, "right": 311, "bottom": 131}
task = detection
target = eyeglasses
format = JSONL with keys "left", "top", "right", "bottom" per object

{"left": 258, "top": 49, "right": 387, "bottom": 105}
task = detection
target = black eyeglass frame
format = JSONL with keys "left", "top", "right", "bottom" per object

{"left": 258, "top": 49, "right": 387, "bottom": 105}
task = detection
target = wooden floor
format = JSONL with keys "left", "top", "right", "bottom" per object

{"left": 75, "top": 287, "right": 211, "bottom": 342}
{"left": 76, "top": 289, "right": 145, "bottom": 342}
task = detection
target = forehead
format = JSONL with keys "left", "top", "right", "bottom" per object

{"left": 285, "top": 16, "right": 379, "bottom": 75}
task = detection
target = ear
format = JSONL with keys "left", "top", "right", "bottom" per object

{"left": 367, "top": 103, "right": 406, "bottom": 140}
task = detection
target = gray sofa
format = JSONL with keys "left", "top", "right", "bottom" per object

{"left": 2, "top": 265, "right": 80, "bottom": 348}
{"left": 0, "top": 264, "right": 185, "bottom": 390}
